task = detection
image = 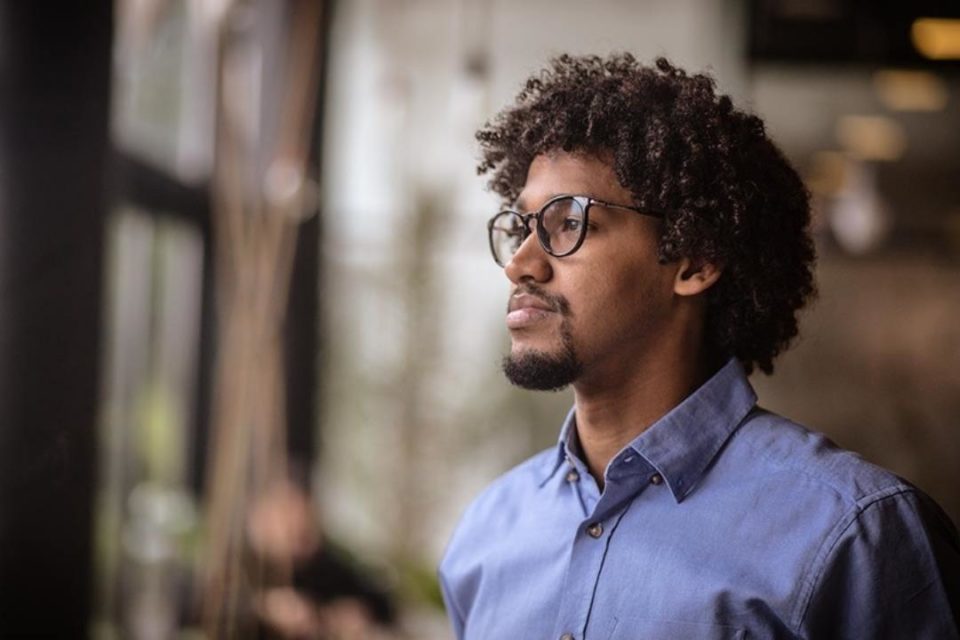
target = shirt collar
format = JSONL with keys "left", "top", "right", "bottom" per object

{"left": 539, "top": 358, "right": 757, "bottom": 500}
{"left": 628, "top": 358, "right": 757, "bottom": 501}
{"left": 539, "top": 407, "right": 577, "bottom": 487}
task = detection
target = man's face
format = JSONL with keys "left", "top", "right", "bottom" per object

{"left": 502, "top": 152, "right": 679, "bottom": 391}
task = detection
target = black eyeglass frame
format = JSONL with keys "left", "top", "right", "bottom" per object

{"left": 486, "top": 194, "right": 666, "bottom": 267}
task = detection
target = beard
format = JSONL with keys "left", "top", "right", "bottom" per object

{"left": 502, "top": 321, "right": 583, "bottom": 391}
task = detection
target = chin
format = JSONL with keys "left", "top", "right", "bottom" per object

{"left": 502, "top": 345, "right": 583, "bottom": 392}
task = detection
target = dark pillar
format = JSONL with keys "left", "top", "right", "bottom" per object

{"left": 283, "top": 0, "right": 332, "bottom": 482}
{"left": 284, "top": 213, "right": 320, "bottom": 476}
{"left": 0, "top": 3, "right": 112, "bottom": 636}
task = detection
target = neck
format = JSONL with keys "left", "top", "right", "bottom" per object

{"left": 571, "top": 334, "right": 711, "bottom": 491}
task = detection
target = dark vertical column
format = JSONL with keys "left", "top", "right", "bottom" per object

{"left": 284, "top": 213, "right": 320, "bottom": 476}
{"left": 191, "top": 228, "right": 217, "bottom": 495}
{"left": 283, "top": 0, "right": 332, "bottom": 481}
{"left": 0, "top": 3, "right": 112, "bottom": 636}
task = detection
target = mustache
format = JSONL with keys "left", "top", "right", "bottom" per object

{"left": 508, "top": 284, "right": 572, "bottom": 316}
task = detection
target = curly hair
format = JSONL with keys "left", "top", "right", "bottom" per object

{"left": 477, "top": 54, "right": 816, "bottom": 375}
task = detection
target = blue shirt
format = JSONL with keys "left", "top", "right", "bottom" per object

{"left": 439, "top": 359, "right": 960, "bottom": 639}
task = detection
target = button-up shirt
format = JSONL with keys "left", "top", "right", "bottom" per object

{"left": 439, "top": 359, "right": 960, "bottom": 639}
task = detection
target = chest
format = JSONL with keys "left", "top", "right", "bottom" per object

{"left": 459, "top": 483, "right": 813, "bottom": 640}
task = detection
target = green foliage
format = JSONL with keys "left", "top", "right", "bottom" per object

{"left": 392, "top": 554, "right": 445, "bottom": 611}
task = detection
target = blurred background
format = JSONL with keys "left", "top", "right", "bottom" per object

{"left": 1, "top": 0, "right": 959, "bottom": 638}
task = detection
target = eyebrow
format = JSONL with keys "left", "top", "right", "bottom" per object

{"left": 513, "top": 192, "right": 595, "bottom": 212}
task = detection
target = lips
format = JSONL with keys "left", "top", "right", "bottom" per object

{"left": 506, "top": 293, "right": 556, "bottom": 329}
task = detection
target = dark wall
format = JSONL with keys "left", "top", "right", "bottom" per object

{"left": 0, "top": 3, "right": 112, "bottom": 635}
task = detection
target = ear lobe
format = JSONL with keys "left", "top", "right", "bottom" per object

{"left": 673, "top": 258, "right": 723, "bottom": 297}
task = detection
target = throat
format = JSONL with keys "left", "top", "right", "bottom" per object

{"left": 571, "top": 357, "right": 711, "bottom": 488}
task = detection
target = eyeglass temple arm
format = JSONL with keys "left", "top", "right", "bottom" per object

{"left": 592, "top": 199, "right": 666, "bottom": 219}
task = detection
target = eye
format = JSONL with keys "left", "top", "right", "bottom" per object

{"left": 542, "top": 197, "right": 585, "bottom": 235}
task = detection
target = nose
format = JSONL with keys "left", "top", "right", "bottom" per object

{"left": 504, "top": 231, "right": 553, "bottom": 285}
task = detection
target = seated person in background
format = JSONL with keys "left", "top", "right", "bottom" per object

{"left": 439, "top": 54, "right": 960, "bottom": 639}
{"left": 247, "top": 478, "right": 395, "bottom": 639}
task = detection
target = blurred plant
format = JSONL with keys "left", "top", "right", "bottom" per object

{"left": 199, "top": 0, "right": 324, "bottom": 636}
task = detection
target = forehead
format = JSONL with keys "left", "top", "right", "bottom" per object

{"left": 516, "top": 151, "right": 631, "bottom": 210}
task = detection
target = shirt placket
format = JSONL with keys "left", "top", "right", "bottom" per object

{"left": 551, "top": 454, "right": 656, "bottom": 640}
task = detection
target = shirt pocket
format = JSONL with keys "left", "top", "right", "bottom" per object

{"left": 606, "top": 616, "right": 746, "bottom": 640}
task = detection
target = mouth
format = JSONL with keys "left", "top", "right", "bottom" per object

{"left": 506, "top": 292, "right": 557, "bottom": 329}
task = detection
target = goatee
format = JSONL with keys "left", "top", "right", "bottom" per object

{"left": 502, "top": 327, "right": 582, "bottom": 391}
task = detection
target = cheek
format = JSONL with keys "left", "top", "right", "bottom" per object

{"left": 575, "top": 261, "right": 671, "bottom": 336}
{"left": 598, "top": 258, "right": 658, "bottom": 303}
{"left": 567, "top": 272, "right": 638, "bottom": 334}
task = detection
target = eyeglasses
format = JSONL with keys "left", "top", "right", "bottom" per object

{"left": 486, "top": 194, "right": 665, "bottom": 267}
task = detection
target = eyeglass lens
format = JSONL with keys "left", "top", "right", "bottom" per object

{"left": 489, "top": 197, "right": 586, "bottom": 266}
{"left": 489, "top": 213, "right": 527, "bottom": 266}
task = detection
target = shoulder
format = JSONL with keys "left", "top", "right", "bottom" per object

{"left": 728, "top": 410, "right": 959, "bottom": 635}
{"left": 791, "top": 481, "right": 960, "bottom": 636}
{"left": 447, "top": 446, "right": 557, "bottom": 543}
{"left": 730, "top": 407, "right": 912, "bottom": 506}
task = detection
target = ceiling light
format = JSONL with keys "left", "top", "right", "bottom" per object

{"left": 835, "top": 115, "right": 907, "bottom": 162}
{"left": 912, "top": 18, "right": 960, "bottom": 60}
{"left": 873, "top": 69, "right": 949, "bottom": 111}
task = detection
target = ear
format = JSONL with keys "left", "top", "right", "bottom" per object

{"left": 673, "top": 258, "right": 723, "bottom": 297}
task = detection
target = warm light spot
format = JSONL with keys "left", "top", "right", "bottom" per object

{"left": 835, "top": 115, "right": 906, "bottom": 162}
{"left": 806, "top": 151, "right": 847, "bottom": 197}
{"left": 911, "top": 18, "right": 960, "bottom": 60}
{"left": 873, "top": 69, "right": 949, "bottom": 112}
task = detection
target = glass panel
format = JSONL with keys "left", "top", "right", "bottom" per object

{"left": 95, "top": 208, "right": 204, "bottom": 639}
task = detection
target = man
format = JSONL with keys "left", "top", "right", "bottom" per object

{"left": 438, "top": 54, "right": 959, "bottom": 639}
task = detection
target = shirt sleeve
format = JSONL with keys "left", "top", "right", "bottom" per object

{"left": 438, "top": 565, "right": 466, "bottom": 640}
{"left": 795, "top": 488, "right": 960, "bottom": 639}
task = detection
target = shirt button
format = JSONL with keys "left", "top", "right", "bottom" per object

{"left": 565, "top": 469, "right": 579, "bottom": 482}
{"left": 586, "top": 522, "right": 603, "bottom": 538}
{"left": 650, "top": 473, "right": 663, "bottom": 485}
{"left": 560, "top": 634, "right": 575, "bottom": 640}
